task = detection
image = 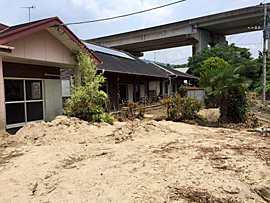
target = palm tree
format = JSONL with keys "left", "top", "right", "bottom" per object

{"left": 200, "top": 59, "right": 251, "bottom": 122}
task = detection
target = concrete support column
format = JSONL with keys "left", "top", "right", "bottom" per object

{"left": 192, "top": 29, "right": 226, "bottom": 55}
{"left": 0, "top": 55, "right": 6, "bottom": 134}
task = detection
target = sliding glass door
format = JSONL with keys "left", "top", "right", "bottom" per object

{"left": 4, "top": 79, "right": 44, "bottom": 128}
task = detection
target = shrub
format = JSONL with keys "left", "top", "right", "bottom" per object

{"left": 127, "top": 100, "right": 138, "bottom": 117}
{"left": 178, "top": 85, "right": 188, "bottom": 97}
{"left": 227, "top": 87, "right": 249, "bottom": 123}
{"left": 160, "top": 93, "right": 202, "bottom": 120}
{"left": 64, "top": 51, "right": 114, "bottom": 125}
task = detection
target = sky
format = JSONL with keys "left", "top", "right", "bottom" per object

{"left": 0, "top": 0, "right": 268, "bottom": 64}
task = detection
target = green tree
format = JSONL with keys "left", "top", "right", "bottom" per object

{"left": 64, "top": 51, "right": 114, "bottom": 124}
{"left": 188, "top": 44, "right": 258, "bottom": 84}
{"left": 199, "top": 57, "right": 251, "bottom": 123}
{"left": 200, "top": 56, "right": 230, "bottom": 78}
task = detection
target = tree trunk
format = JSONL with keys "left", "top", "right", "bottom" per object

{"left": 219, "top": 94, "right": 229, "bottom": 123}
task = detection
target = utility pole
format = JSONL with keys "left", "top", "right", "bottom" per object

{"left": 21, "top": 5, "right": 36, "bottom": 22}
{"left": 262, "top": 3, "right": 268, "bottom": 106}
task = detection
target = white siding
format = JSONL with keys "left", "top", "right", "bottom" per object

{"left": 45, "top": 79, "right": 62, "bottom": 121}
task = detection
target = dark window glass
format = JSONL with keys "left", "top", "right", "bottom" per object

{"left": 26, "top": 80, "right": 42, "bottom": 100}
{"left": 26, "top": 102, "right": 43, "bottom": 121}
{"left": 6, "top": 103, "right": 25, "bottom": 125}
{"left": 119, "top": 84, "right": 127, "bottom": 102}
{"left": 4, "top": 80, "right": 24, "bottom": 102}
{"left": 135, "top": 85, "right": 140, "bottom": 101}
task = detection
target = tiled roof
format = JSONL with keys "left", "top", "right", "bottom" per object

{"left": 93, "top": 50, "right": 169, "bottom": 78}
{"left": 85, "top": 42, "right": 198, "bottom": 80}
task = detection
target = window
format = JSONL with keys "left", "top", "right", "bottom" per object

{"left": 26, "top": 80, "right": 42, "bottom": 100}
{"left": 4, "top": 80, "right": 24, "bottom": 101}
{"left": 4, "top": 79, "right": 44, "bottom": 128}
{"left": 61, "top": 80, "right": 71, "bottom": 97}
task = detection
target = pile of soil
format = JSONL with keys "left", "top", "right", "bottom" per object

{"left": 1, "top": 113, "right": 270, "bottom": 202}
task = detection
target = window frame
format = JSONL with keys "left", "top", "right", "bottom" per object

{"left": 4, "top": 77, "right": 45, "bottom": 129}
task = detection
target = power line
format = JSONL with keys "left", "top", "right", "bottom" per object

{"left": 65, "top": 0, "right": 186, "bottom": 26}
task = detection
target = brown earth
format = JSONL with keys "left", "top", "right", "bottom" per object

{"left": 0, "top": 107, "right": 270, "bottom": 202}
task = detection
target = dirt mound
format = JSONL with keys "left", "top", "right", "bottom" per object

{"left": 199, "top": 108, "right": 220, "bottom": 123}
{"left": 15, "top": 116, "right": 121, "bottom": 145}
{"left": 1, "top": 114, "right": 270, "bottom": 202}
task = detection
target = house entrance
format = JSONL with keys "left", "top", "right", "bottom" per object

{"left": 4, "top": 79, "right": 44, "bottom": 129}
{"left": 119, "top": 84, "right": 127, "bottom": 103}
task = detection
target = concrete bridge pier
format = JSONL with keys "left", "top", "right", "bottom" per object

{"left": 192, "top": 29, "right": 227, "bottom": 55}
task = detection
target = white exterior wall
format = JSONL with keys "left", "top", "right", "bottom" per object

{"left": 9, "top": 30, "right": 76, "bottom": 66}
{"left": 156, "top": 81, "right": 161, "bottom": 95}
{"left": 128, "top": 84, "right": 133, "bottom": 101}
{"left": 44, "top": 79, "right": 63, "bottom": 121}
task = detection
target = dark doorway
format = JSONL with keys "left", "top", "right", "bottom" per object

{"left": 119, "top": 84, "right": 127, "bottom": 103}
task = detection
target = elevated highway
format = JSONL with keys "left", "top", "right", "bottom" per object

{"left": 86, "top": 4, "right": 266, "bottom": 56}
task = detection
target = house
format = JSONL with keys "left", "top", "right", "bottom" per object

{"left": 0, "top": 17, "right": 100, "bottom": 132}
{"left": 147, "top": 63, "right": 199, "bottom": 94}
{"left": 80, "top": 43, "right": 199, "bottom": 110}
{"left": 84, "top": 43, "right": 169, "bottom": 111}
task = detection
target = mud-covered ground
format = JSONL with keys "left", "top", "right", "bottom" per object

{"left": 0, "top": 108, "right": 270, "bottom": 202}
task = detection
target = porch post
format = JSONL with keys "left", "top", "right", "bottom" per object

{"left": 169, "top": 77, "right": 172, "bottom": 96}
{"left": 160, "top": 79, "right": 163, "bottom": 95}
{"left": 116, "top": 77, "right": 120, "bottom": 111}
{"left": 133, "top": 79, "right": 136, "bottom": 102}
{"left": 0, "top": 56, "right": 6, "bottom": 134}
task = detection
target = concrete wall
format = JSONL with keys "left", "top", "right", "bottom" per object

{"left": 0, "top": 56, "right": 5, "bottom": 134}
{"left": 10, "top": 30, "right": 76, "bottom": 65}
{"left": 187, "top": 89, "right": 205, "bottom": 105}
